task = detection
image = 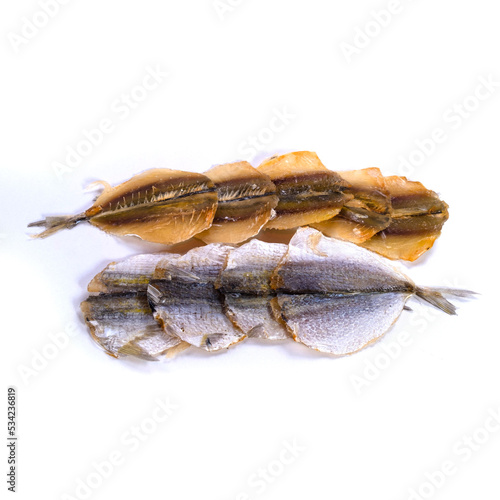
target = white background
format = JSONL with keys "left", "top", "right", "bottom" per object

{"left": 1, "top": 1, "right": 499, "bottom": 499}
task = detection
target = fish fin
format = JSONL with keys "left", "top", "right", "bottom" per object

{"left": 420, "top": 287, "right": 479, "bottom": 299}
{"left": 247, "top": 325, "right": 267, "bottom": 339}
{"left": 117, "top": 342, "right": 160, "bottom": 361}
{"left": 415, "top": 286, "right": 477, "bottom": 315}
{"left": 28, "top": 213, "right": 87, "bottom": 238}
{"left": 83, "top": 180, "right": 112, "bottom": 193}
{"left": 165, "top": 341, "right": 191, "bottom": 359}
{"left": 147, "top": 284, "right": 163, "bottom": 310}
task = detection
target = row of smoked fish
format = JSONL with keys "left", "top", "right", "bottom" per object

{"left": 29, "top": 151, "right": 449, "bottom": 261}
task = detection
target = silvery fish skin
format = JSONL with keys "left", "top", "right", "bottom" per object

{"left": 270, "top": 229, "right": 413, "bottom": 354}
{"left": 81, "top": 292, "right": 183, "bottom": 361}
{"left": 149, "top": 244, "right": 247, "bottom": 351}
{"left": 81, "top": 254, "right": 189, "bottom": 360}
{"left": 218, "top": 239, "right": 290, "bottom": 340}
{"left": 29, "top": 151, "right": 448, "bottom": 261}
{"left": 81, "top": 228, "right": 474, "bottom": 360}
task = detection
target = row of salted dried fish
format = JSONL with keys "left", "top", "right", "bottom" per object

{"left": 29, "top": 151, "right": 449, "bottom": 261}
{"left": 81, "top": 228, "right": 473, "bottom": 361}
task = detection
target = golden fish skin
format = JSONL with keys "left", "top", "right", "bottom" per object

{"left": 87, "top": 169, "right": 218, "bottom": 244}
{"left": 32, "top": 169, "right": 219, "bottom": 244}
{"left": 361, "top": 176, "right": 449, "bottom": 261}
{"left": 29, "top": 151, "right": 450, "bottom": 260}
{"left": 311, "top": 168, "right": 391, "bottom": 243}
{"left": 82, "top": 228, "right": 474, "bottom": 361}
{"left": 258, "top": 151, "right": 353, "bottom": 230}
{"left": 197, "top": 161, "right": 279, "bottom": 244}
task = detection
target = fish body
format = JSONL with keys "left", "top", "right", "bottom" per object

{"left": 29, "top": 151, "right": 449, "bottom": 261}
{"left": 81, "top": 228, "right": 473, "bottom": 360}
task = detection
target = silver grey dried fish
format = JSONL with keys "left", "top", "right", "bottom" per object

{"left": 81, "top": 228, "right": 475, "bottom": 360}
{"left": 82, "top": 253, "right": 189, "bottom": 360}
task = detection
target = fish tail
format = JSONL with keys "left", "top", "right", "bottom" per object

{"left": 415, "top": 286, "right": 477, "bottom": 315}
{"left": 27, "top": 213, "right": 87, "bottom": 238}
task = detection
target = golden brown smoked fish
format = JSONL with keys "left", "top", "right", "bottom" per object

{"left": 29, "top": 151, "right": 448, "bottom": 261}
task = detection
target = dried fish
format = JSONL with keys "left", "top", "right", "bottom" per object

{"left": 81, "top": 292, "right": 183, "bottom": 361}
{"left": 218, "top": 239, "right": 290, "bottom": 340}
{"left": 81, "top": 228, "right": 474, "bottom": 360}
{"left": 361, "top": 176, "right": 449, "bottom": 261}
{"left": 32, "top": 169, "right": 219, "bottom": 244}
{"left": 197, "top": 161, "right": 279, "bottom": 244}
{"left": 311, "top": 167, "right": 391, "bottom": 244}
{"left": 82, "top": 253, "right": 188, "bottom": 360}
{"left": 29, "top": 151, "right": 449, "bottom": 261}
{"left": 149, "top": 244, "right": 247, "bottom": 351}
{"left": 257, "top": 151, "right": 352, "bottom": 229}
